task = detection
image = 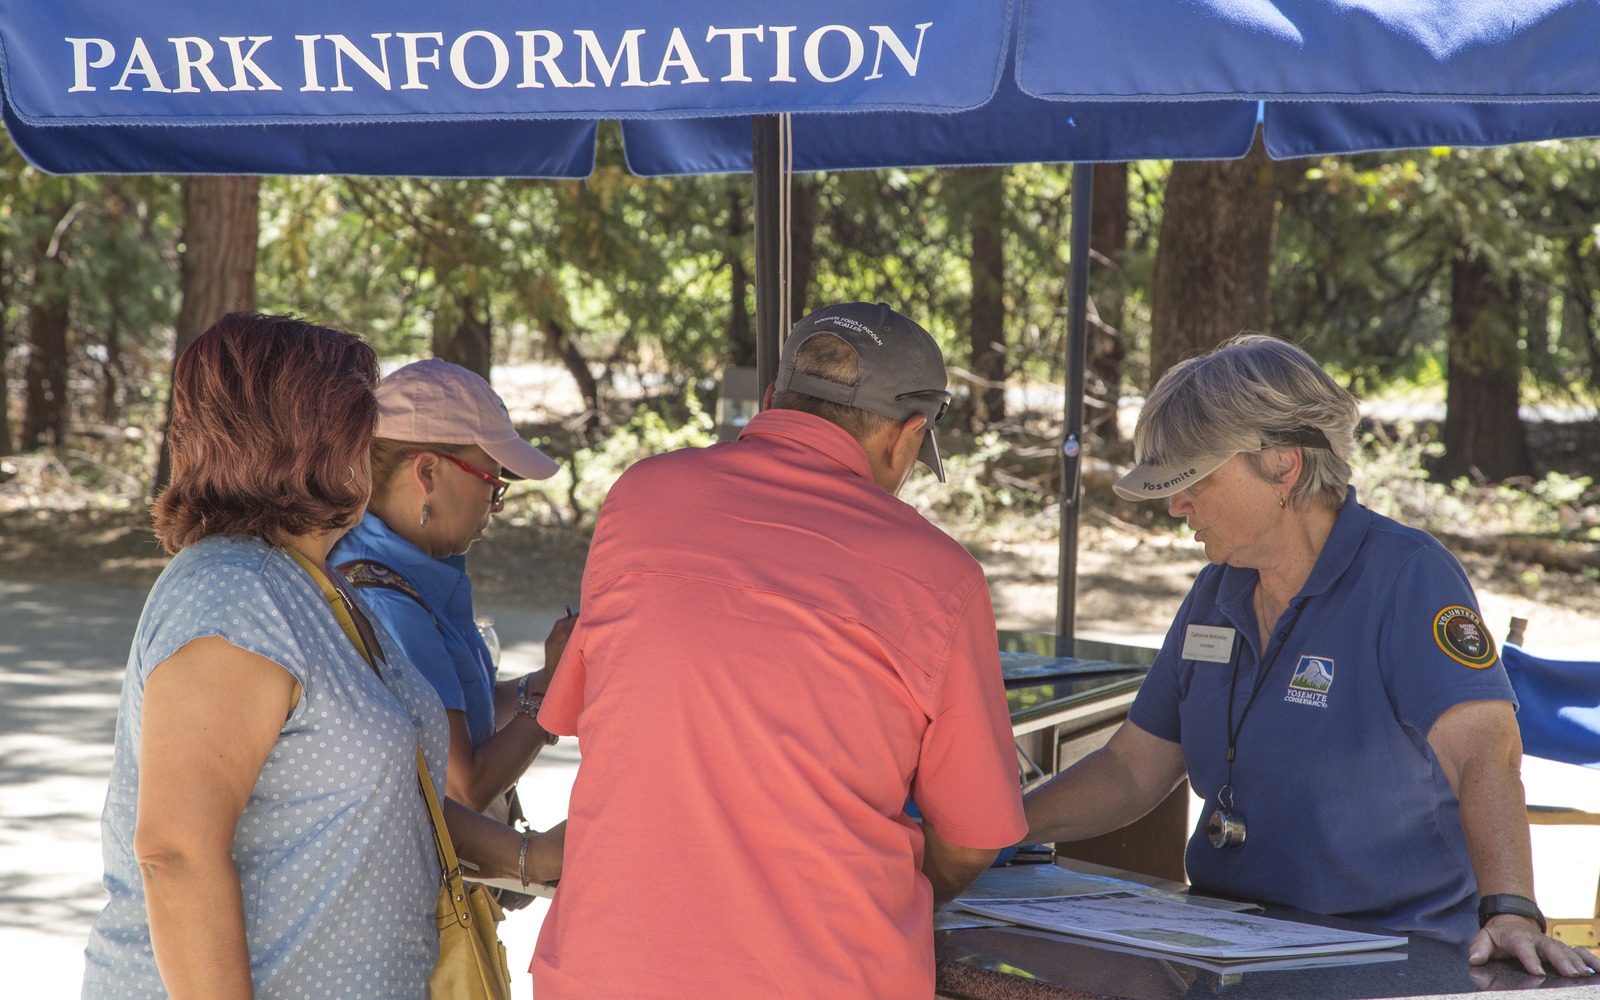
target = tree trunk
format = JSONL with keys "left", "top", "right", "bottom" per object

{"left": 154, "top": 176, "right": 260, "bottom": 490}
{"left": 434, "top": 290, "right": 493, "bottom": 381}
{"left": 726, "top": 186, "right": 755, "bottom": 368}
{"left": 1148, "top": 135, "right": 1277, "bottom": 386}
{"left": 1438, "top": 252, "right": 1533, "bottom": 483}
{"left": 0, "top": 315, "right": 11, "bottom": 456}
{"left": 542, "top": 316, "right": 602, "bottom": 442}
{"left": 1088, "top": 162, "right": 1130, "bottom": 449}
{"left": 967, "top": 167, "right": 1007, "bottom": 427}
{"left": 0, "top": 259, "right": 14, "bottom": 456}
{"left": 787, "top": 176, "right": 822, "bottom": 325}
{"left": 21, "top": 275, "right": 70, "bottom": 450}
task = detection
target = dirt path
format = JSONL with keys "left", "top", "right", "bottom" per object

{"left": 1, "top": 505, "right": 1591, "bottom": 657}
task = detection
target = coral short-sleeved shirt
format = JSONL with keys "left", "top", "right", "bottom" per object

{"left": 533, "top": 409, "right": 1026, "bottom": 1000}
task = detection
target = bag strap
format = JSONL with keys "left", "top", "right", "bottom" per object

{"left": 285, "top": 545, "right": 382, "bottom": 674}
{"left": 285, "top": 546, "right": 474, "bottom": 926}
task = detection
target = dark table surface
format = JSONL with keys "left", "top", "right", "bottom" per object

{"left": 935, "top": 861, "right": 1600, "bottom": 999}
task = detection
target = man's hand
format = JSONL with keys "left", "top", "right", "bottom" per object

{"left": 1468, "top": 914, "right": 1598, "bottom": 978}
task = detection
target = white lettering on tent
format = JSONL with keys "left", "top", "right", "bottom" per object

{"left": 769, "top": 25, "right": 798, "bottom": 82}
{"left": 804, "top": 25, "right": 862, "bottom": 84}
{"left": 219, "top": 37, "right": 280, "bottom": 91}
{"left": 515, "top": 30, "right": 571, "bottom": 89}
{"left": 65, "top": 38, "right": 116, "bottom": 93}
{"left": 705, "top": 26, "right": 762, "bottom": 83}
{"left": 397, "top": 33, "right": 443, "bottom": 90}
{"left": 111, "top": 38, "right": 171, "bottom": 93}
{"left": 61, "top": 22, "right": 939, "bottom": 98}
{"left": 865, "top": 22, "right": 931, "bottom": 81}
{"left": 170, "top": 38, "right": 228, "bottom": 93}
{"left": 296, "top": 35, "right": 325, "bottom": 92}
{"left": 573, "top": 29, "right": 647, "bottom": 88}
{"left": 651, "top": 27, "right": 708, "bottom": 86}
{"left": 326, "top": 34, "right": 394, "bottom": 92}
{"left": 451, "top": 31, "right": 510, "bottom": 90}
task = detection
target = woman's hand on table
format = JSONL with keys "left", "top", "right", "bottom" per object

{"left": 1469, "top": 915, "right": 1598, "bottom": 978}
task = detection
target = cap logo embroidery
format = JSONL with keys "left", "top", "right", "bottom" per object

{"left": 1143, "top": 467, "right": 1200, "bottom": 492}
{"left": 1433, "top": 606, "right": 1497, "bottom": 668}
{"left": 1284, "top": 654, "right": 1334, "bottom": 708}
{"left": 825, "top": 316, "right": 880, "bottom": 344}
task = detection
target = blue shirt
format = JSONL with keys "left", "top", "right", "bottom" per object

{"left": 1128, "top": 488, "right": 1515, "bottom": 945}
{"left": 330, "top": 513, "right": 498, "bottom": 745}
{"left": 83, "top": 535, "right": 449, "bottom": 1000}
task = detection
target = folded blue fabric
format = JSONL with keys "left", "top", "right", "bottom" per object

{"left": 1503, "top": 643, "right": 1600, "bottom": 769}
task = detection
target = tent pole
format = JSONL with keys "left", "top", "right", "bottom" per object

{"left": 752, "top": 115, "right": 782, "bottom": 400}
{"left": 1056, "top": 162, "right": 1094, "bottom": 651}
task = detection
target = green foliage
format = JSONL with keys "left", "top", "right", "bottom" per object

{"left": 1354, "top": 422, "right": 1594, "bottom": 539}
{"left": 505, "top": 395, "right": 717, "bottom": 529}
{"left": 1275, "top": 142, "right": 1600, "bottom": 399}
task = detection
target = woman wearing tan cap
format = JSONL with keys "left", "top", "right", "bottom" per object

{"left": 329, "top": 358, "right": 573, "bottom": 901}
{"left": 1023, "top": 335, "right": 1595, "bottom": 978}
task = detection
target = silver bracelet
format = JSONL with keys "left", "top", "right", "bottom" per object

{"left": 515, "top": 686, "right": 560, "bottom": 746}
{"left": 518, "top": 834, "right": 530, "bottom": 888}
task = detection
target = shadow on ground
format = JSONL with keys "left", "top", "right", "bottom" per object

{"left": 0, "top": 579, "right": 138, "bottom": 940}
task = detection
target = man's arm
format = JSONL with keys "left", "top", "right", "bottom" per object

{"left": 1429, "top": 700, "right": 1598, "bottom": 978}
{"left": 921, "top": 821, "right": 999, "bottom": 906}
{"left": 1023, "top": 720, "right": 1187, "bottom": 845}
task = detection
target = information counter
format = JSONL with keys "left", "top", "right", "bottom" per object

{"left": 934, "top": 860, "right": 1598, "bottom": 999}
{"left": 999, "top": 633, "right": 1190, "bottom": 882}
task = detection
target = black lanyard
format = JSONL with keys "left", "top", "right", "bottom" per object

{"left": 1224, "top": 596, "right": 1309, "bottom": 772}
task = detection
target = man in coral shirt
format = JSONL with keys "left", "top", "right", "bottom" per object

{"left": 533, "top": 302, "right": 1026, "bottom": 999}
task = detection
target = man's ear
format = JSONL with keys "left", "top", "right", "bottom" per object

{"left": 762, "top": 383, "right": 775, "bottom": 409}
{"left": 892, "top": 413, "right": 928, "bottom": 471}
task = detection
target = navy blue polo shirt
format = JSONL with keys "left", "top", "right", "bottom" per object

{"left": 1129, "top": 488, "right": 1514, "bottom": 945}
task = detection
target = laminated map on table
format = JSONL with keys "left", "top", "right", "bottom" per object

{"left": 952, "top": 891, "right": 1407, "bottom": 961}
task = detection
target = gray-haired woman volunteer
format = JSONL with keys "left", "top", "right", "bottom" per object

{"left": 1024, "top": 335, "right": 1596, "bottom": 978}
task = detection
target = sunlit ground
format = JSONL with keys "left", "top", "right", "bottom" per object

{"left": 2, "top": 583, "right": 1596, "bottom": 998}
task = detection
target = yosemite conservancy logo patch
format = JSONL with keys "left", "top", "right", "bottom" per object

{"left": 1433, "top": 606, "right": 1497, "bottom": 668}
{"left": 1284, "top": 655, "right": 1334, "bottom": 708}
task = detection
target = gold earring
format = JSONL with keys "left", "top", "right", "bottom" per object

{"left": 1278, "top": 495, "right": 1287, "bottom": 509}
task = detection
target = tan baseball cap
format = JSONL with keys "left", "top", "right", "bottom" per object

{"left": 375, "top": 359, "right": 559, "bottom": 481}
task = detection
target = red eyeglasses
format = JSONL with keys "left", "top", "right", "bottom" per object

{"left": 412, "top": 451, "right": 509, "bottom": 506}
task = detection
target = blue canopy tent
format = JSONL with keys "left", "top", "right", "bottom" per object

{"left": 5, "top": 0, "right": 1600, "bottom": 640}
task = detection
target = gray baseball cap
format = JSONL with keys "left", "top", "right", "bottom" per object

{"left": 775, "top": 302, "right": 950, "bottom": 481}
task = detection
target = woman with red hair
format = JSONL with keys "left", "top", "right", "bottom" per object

{"left": 83, "top": 313, "right": 560, "bottom": 1000}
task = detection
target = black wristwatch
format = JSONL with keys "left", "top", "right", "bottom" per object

{"left": 1478, "top": 893, "right": 1546, "bottom": 933}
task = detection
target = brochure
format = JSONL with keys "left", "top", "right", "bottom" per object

{"left": 952, "top": 891, "right": 1406, "bottom": 961}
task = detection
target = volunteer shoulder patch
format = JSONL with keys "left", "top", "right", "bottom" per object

{"left": 1433, "top": 606, "right": 1497, "bottom": 668}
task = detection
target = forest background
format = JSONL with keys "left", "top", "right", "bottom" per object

{"left": 0, "top": 126, "right": 1597, "bottom": 651}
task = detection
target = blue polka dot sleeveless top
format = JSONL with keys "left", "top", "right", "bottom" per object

{"left": 83, "top": 535, "right": 450, "bottom": 999}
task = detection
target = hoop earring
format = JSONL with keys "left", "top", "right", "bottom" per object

{"left": 420, "top": 500, "right": 431, "bottom": 527}
{"left": 343, "top": 465, "right": 356, "bottom": 487}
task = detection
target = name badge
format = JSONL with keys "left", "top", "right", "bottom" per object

{"left": 1183, "top": 625, "right": 1237, "bottom": 664}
